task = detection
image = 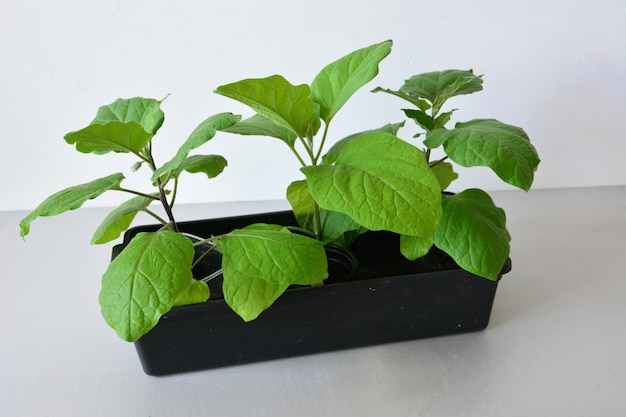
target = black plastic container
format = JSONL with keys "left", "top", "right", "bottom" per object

{"left": 115, "top": 211, "right": 511, "bottom": 375}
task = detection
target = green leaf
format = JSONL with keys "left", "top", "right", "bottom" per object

{"left": 220, "top": 225, "right": 328, "bottom": 286}
{"left": 91, "top": 97, "right": 165, "bottom": 135}
{"left": 175, "top": 155, "right": 228, "bottom": 179}
{"left": 91, "top": 194, "right": 157, "bottom": 244}
{"left": 286, "top": 179, "right": 316, "bottom": 233}
{"left": 318, "top": 210, "right": 363, "bottom": 245}
{"left": 20, "top": 173, "right": 125, "bottom": 238}
{"left": 151, "top": 112, "right": 240, "bottom": 181}
{"left": 222, "top": 263, "right": 289, "bottom": 322}
{"left": 430, "top": 161, "right": 458, "bottom": 191}
{"left": 424, "top": 119, "right": 540, "bottom": 190}
{"left": 99, "top": 231, "right": 196, "bottom": 342}
{"left": 399, "top": 69, "right": 483, "bottom": 114}
{"left": 286, "top": 180, "right": 363, "bottom": 243}
{"left": 322, "top": 121, "right": 405, "bottom": 164}
{"left": 434, "top": 189, "right": 510, "bottom": 280}
{"left": 403, "top": 108, "right": 434, "bottom": 131}
{"left": 400, "top": 235, "right": 433, "bottom": 261}
{"left": 174, "top": 279, "right": 210, "bottom": 306}
{"left": 64, "top": 121, "right": 153, "bottom": 155}
{"left": 215, "top": 75, "right": 318, "bottom": 138}
{"left": 310, "top": 40, "right": 393, "bottom": 123}
{"left": 433, "top": 109, "right": 456, "bottom": 129}
{"left": 220, "top": 224, "right": 328, "bottom": 321}
{"left": 302, "top": 132, "right": 442, "bottom": 238}
{"left": 222, "top": 113, "right": 298, "bottom": 148}
{"left": 371, "top": 86, "right": 431, "bottom": 112}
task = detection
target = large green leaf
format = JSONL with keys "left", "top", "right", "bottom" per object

{"left": 174, "top": 155, "right": 228, "bottom": 179}
{"left": 91, "top": 97, "right": 165, "bottom": 135}
{"left": 221, "top": 113, "right": 298, "bottom": 148}
{"left": 220, "top": 224, "right": 328, "bottom": 286}
{"left": 64, "top": 121, "right": 153, "bottom": 155}
{"left": 302, "top": 132, "right": 442, "bottom": 238}
{"left": 99, "top": 231, "right": 198, "bottom": 342}
{"left": 20, "top": 173, "right": 125, "bottom": 238}
{"left": 91, "top": 194, "right": 157, "bottom": 244}
{"left": 424, "top": 119, "right": 540, "bottom": 191}
{"left": 215, "top": 75, "right": 318, "bottom": 138}
{"left": 220, "top": 224, "right": 328, "bottom": 321}
{"left": 322, "top": 121, "right": 405, "bottom": 164}
{"left": 434, "top": 189, "right": 510, "bottom": 280}
{"left": 151, "top": 112, "right": 240, "bottom": 181}
{"left": 310, "top": 40, "right": 392, "bottom": 123}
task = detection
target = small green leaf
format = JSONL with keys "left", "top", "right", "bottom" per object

{"left": 371, "top": 86, "right": 431, "bottom": 111}
{"left": 175, "top": 155, "right": 228, "bottom": 179}
{"left": 430, "top": 161, "right": 458, "bottom": 191}
{"left": 286, "top": 179, "right": 316, "bottom": 233}
{"left": 400, "top": 235, "right": 434, "bottom": 261}
{"left": 20, "top": 173, "right": 125, "bottom": 238}
{"left": 91, "top": 97, "right": 165, "bottom": 135}
{"left": 424, "top": 119, "right": 540, "bottom": 190}
{"left": 64, "top": 121, "right": 153, "bottom": 155}
{"left": 174, "top": 279, "right": 210, "bottom": 306}
{"left": 433, "top": 109, "right": 456, "bottom": 129}
{"left": 399, "top": 69, "right": 483, "bottom": 114}
{"left": 403, "top": 108, "right": 434, "bottom": 131}
{"left": 151, "top": 113, "right": 240, "bottom": 181}
{"left": 311, "top": 40, "right": 392, "bottom": 123}
{"left": 302, "top": 132, "right": 442, "bottom": 238}
{"left": 222, "top": 113, "right": 298, "bottom": 148}
{"left": 322, "top": 121, "right": 405, "bottom": 164}
{"left": 99, "top": 231, "right": 196, "bottom": 342}
{"left": 434, "top": 189, "right": 510, "bottom": 280}
{"left": 220, "top": 225, "right": 328, "bottom": 286}
{"left": 91, "top": 194, "right": 157, "bottom": 244}
{"left": 215, "top": 75, "right": 317, "bottom": 138}
{"left": 318, "top": 210, "right": 363, "bottom": 245}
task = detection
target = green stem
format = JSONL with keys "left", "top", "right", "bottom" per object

{"left": 145, "top": 146, "right": 179, "bottom": 232}
{"left": 429, "top": 156, "right": 449, "bottom": 168}
{"left": 117, "top": 188, "right": 160, "bottom": 201}
{"left": 313, "top": 202, "right": 323, "bottom": 240}
{"left": 297, "top": 135, "right": 316, "bottom": 165}
{"left": 191, "top": 244, "right": 219, "bottom": 270}
{"left": 170, "top": 175, "right": 180, "bottom": 209}
{"left": 313, "top": 122, "right": 331, "bottom": 164}
{"left": 138, "top": 207, "right": 169, "bottom": 225}
{"left": 290, "top": 145, "right": 308, "bottom": 167}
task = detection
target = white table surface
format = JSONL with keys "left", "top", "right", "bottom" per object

{"left": 1, "top": 186, "right": 625, "bottom": 417}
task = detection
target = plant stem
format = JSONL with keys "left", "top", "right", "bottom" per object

{"left": 313, "top": 122, "right": 331, "bottom": 164}
{"left": 313, "top": 202, "right": 323, "bottom": 240}
{"left": 117, "top": 188, "right": 160, "bottom": 201}
{"left": 145, "top": 146, "right": 179, "bottom": 232}
{"left": 429, "top": 156, "right": 449, "bottom": 168}
{"left": 138, "top": 207, "right": 168, "bottom": 225}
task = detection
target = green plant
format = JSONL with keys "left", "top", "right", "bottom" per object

{"left": 19, "top": 98, "right": 243, "bottom": 340}
{"left": 215, "top": 41, "right": 539, "bottom": 283}
{"left": 19, "top": 96, "right": 335, "bottom": 341}
{"left": 20, "top": 40, "right": 539, "bottom": 343}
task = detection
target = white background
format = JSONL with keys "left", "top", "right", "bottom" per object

{"left": 1, "top": 0, "right": 625, "bottom": 211}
